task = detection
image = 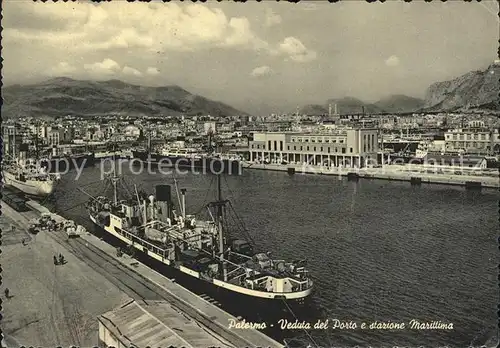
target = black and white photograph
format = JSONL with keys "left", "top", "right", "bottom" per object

{"left": 0, "top": 1, "right": 498, "bottom": 347}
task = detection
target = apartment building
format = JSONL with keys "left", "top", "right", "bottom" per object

{"left": 444, "top": 128, "right": 500, "bottom": 154}
{"left": 2, "top": 124, "right": 23, "bottom": 158}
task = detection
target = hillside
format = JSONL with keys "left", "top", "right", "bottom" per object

{"left": 1, "top": 77, "right": 248, "bottom": 118}
{"left": 300, "top": 97, "right": 388, "bottom": 116}
{"left": 299, "top": 104, "right": 328, "bottom": 116}
{"left": 423, "top": 62, "right": 500, "bottom": 111}
{"left": 325, "top": 97, "right": 384, "bottom": 115}
{"left": 300, "top": 63, "right": 500, "bottom": 116}
{"left": 374, "top": 95, "right": 424, "bottom": 113}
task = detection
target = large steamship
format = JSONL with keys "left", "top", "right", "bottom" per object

{"left": 84, "top": 165, "right": 313, "bottom": 304}
{"left": 2, "top": 146, "right": 59, "bottom": 197}
{"left": 2, "top": 160, "right": 58, "bottom": 197}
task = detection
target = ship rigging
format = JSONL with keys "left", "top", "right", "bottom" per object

{"left": 82, "top": 159, "right": 314, "bottom": 302}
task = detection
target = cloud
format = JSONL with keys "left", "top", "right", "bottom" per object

{"left": 385, "top": 55, "right": 400, "bottom": 67}
{"left": 123, "top": 66, "right": 143, "bottom": 77}
{"left": 4, "top": 2, "right": 270, "bottom": 53}
{"left": 45, "top": 60, "right": 144, "bottom": 79}
{"left": 223, "top": 17, "right": 269, "bottom": 50}
{"left": 251, "top": 66, "right": 274, "bottom": 78}
{"left": 146, "top": 67, "right": 160, "bottom": 76}
{"left": 89, "top": 28, "right": 155, "bottom": 50}
{"left": 46, "top": 62, "right": 77, "bottom": 77}
{"left": 3, "top": 27, "right": 86, "bottom": 47}
{"left": 265, "top": 8, "right": 282, "bottom": 27}
{"left": 278, "top": 37, "right": 317, "bottom": 63}
{"left": 84, "top": 58, "right": 121, "bottom": 76}
{"left": 2, "top": 1, "right": 89, "bottom": 31}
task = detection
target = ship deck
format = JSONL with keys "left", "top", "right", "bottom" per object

{"left": 93, "top": 202, "right": 312, "bottom": 295}
{"left": 116, "top": 221, "right": 311, "bottom": 292}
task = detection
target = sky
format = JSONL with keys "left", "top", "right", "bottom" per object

{"left": 2, "top": 0, "right": 499, "bottom": 115}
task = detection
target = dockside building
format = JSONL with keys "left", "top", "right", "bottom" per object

{"left": 444, "top": 128, "right": 500, "bottom": 154}
{"left": 249, "top": 128, "right": 379, "bottom": 168}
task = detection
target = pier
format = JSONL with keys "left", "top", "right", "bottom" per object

{"left": 0, "top": 199, "right": 284, "bottom": 348}
{"left": 242, "top": 162, "right": 499, "bottom": 189}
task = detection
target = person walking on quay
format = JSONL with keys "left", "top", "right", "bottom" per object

{"left": 4, "top": 288, "right": 11, "bottom": 299}
{"left": 58, "top": 253, "right": 66, "bottom": 265}
{"left": 53, "top": 255, "right": 59, "bottom": 266}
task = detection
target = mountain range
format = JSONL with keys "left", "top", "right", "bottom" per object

{"left": 301, "top": 62, "right": 499, "bottom": 115}
{"left": 2, "top": 62, "right": 498, "bottom": 119}
{"left": 300, "top": 95, "right": 425, "bottom": 116}
{"left": 423, "top": 62, "right": 499, "bottom": 111}
{"left": 1, "top": 77, "right": 248, "bottom": 119}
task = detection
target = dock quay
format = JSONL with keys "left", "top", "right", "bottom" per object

{"left": 242, "top": 162, "right": 500, "bottom": 189}
{"left": 1, "top": 199, "right": 284, "bottom": 348}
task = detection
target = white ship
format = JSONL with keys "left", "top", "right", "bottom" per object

{"left": 85, "top": 169, "right": 313, "bottom": 303}
{"left": 158, "top": 145, "right": 205, "bottom": 159}
{"left": 415, "top": 139, "right": 451, "bottom": 159}
{"left": 2, "top": 158, "right": 59, "bottom": 197}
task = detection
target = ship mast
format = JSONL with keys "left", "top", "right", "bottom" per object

{"left": 111, "top": 153, "right": 119, "bottom": 205}
{"left": 208, "top": 130, "right": 212, "bottom": 153}
{"left": 216, "top": 174, "right": 227, "bottom": 281}
{"left": 147, "top": 130, "right": 152, "bottom": 153}
{"left": 34, "top": 124, "right": 40, "bottom": 161}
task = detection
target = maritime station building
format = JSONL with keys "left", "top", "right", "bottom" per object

{"left": 249, "top": 128, "right": 380, "bottom": 168}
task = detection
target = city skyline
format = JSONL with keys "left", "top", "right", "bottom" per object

{"left": 2, "top": 0, "right": 498, "bottom": 115}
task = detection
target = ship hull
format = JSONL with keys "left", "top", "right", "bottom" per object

{"left": 131, "top": 150, "right": 242, "bottom": 174}
{"left": 89, "top": 219, "right": 314, "bottom": 326}
{"left": 89, "top": 214, "right": 312, "bottom": 309}
{"left": 41, "top": 153, "right": 95, "bottom": 173}
{"left": 131, "top": 149, "right": 149, "bottom": 161}
{"left": 2, "top": 171, "right": 56, "bottom": 197}
{"left": 382, "top": 141, "right": 419, "bottom": 153}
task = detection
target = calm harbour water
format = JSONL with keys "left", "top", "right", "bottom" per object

{"left": 50, "top": 163, "right": 498, "bottom": 347}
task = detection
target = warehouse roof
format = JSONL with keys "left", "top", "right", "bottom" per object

{"left": 98, "top": 300, "right": 234, "bottom": 348}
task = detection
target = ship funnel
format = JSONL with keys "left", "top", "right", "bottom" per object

{"left": 148, "top": 194, "right": 155, "bottom": 220}
{"left": 155, "top": 185, "right": 172, "bottom": 223}
{"left": 180, "top": 188, "right": 187, "bottom": 219}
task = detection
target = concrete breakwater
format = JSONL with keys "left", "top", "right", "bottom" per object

{"left": 242, "top": 162, "right": 499, "bottom": 189}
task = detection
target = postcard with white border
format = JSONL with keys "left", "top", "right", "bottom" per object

{"left": 1, "top": 1, "right": 498, "bottom": 347}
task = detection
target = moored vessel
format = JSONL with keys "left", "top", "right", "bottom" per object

{"left": 132, "top": 147, "right": 242, "bottom": 174}
{"left": 2, "top": 158, "right": 59, "bottom": 197}
{"left": 83, "top": 165, "right": 313, "bottom": 305}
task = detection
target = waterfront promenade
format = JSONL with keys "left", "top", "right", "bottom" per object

{"left": 0, "top": 200, "right": 284, "bottom": 348}
{"left": 242, "top": 162, "right": 499, "bottom": 188}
